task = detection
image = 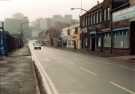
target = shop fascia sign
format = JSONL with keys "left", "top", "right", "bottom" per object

{"left": 113, "top": 6, "right": 135, "bottom": 22}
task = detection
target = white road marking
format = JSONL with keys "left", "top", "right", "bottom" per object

{"left": 110, "top": 81, "right": 135, "bottom": 94}
{"left": 119, "top": 65, "right": 135, "bottom": 72}
{"left": 80, "top": 67, "right": 97, "bottom": 76}
{"left": 29, "top": 43, "right": 59, "bottom": 94}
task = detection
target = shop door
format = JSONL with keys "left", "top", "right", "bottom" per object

{"left": 91, "top": 35, "right": 95, "bottom": 51}
{"left": 130, "top": 21, "right": 135, "bottom": 55}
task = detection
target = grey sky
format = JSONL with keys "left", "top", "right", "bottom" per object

{"left": 0, "top": 0, "right": 103, "bottom": 21}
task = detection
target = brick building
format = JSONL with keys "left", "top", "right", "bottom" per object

{"left": 80, "top": 0, "right": 112, "bottom": 52}
{"left": 80, "top": 0, "right": 135, "bottom": 55}
{"left": 112, "top": 0, "right": 135, "bottom": 55}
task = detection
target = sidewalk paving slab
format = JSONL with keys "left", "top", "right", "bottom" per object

{"left": 0, "top": 47, "right": 38, "bottom": 94}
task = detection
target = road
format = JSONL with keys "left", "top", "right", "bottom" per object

{"left": 30, "top": 45, "right": 135, "bottom": 94}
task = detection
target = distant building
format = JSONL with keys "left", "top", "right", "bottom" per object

{"left": 5, "top": 17, "right": 31, "bottom": 40}
{"left": 61, "top": 24, "right": 81, "bottom": 49}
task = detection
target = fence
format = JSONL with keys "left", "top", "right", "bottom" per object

{"left": 0, "top": 31, "right": 23, "bottom": 56}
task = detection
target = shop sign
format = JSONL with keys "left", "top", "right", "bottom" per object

{"left": 113, "top": 6, "right": 135, "bottom": 22}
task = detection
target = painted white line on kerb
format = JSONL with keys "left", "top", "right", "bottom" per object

{"left": 80, "top": 67, "right": 97, "bottom": 76}
{"left": 110, "top": 81, "right": 135, "bottom": 94}
{"left": 29, "top": 44, "right": 59, "bottom": 94}
{"left": 36, "top": 58, "right": 59, "bottom": 94}
{"left": 119, "top": 65, "right": 135, "bottom": 72}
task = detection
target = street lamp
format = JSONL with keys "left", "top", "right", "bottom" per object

{"left": 70, "top": 7, "right": 89, "bottom": 49}
{"left": 70, "top": 8, "right": 88, "bottom": 12}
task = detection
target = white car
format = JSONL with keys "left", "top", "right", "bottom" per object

{"left": 33, "top": 42, "right": 42, "bottom": 50}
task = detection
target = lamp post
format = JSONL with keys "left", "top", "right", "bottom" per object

{"left": 70, "top": 8, "right": 88, "bottom": 12}
{"left": 71, "top": 7, "right": 89, "bottom": 49}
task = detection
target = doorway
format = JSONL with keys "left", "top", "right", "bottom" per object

{"left": 91, "top": 35, "right": 96, "bottom": 51}
{"left": 130, "top": 21, "right": 135, "bottom": 55}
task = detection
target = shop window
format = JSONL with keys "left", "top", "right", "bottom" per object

{"left": 98, "top": 37, "right": 102, "bottom": 47}
{"left": 113, "top": 29, "right": 129, "bottom": 48}
{"left": 104, "top": 33, "right": 111, "bottom": 47}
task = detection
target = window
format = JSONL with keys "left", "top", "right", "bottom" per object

{"left": 91, "top": 15, "right": 93, "bottom": 25}
{"left": 89, "top": 14, "right": 91, "bottom": 25}
{"left": 114, "top": 30, "right": 129, "bottom": 48}
{"left": 83, "top": 16, "right": 85, "bottom": 27}
{"left": 95, "top": 12, "right": 97, "bottom": 24}
{"left": 98, "top": 37, "right": 102, "bottom": 47}
{"left": 67, "top": 29, "right": 70, "bottom": 35}
{"left": 93, "top": 14, "right": 95, "bottom": 24}
{"left": 85, "top": 15, "right": 88, "bottom": 26}
{"left": 107, "top": 8, "right": 110, "bottom": 20}
{"left": 104, "top": 9, "right": 106, "bottom": 21}
{"left": 97, "top": 11, "right": 99, "bottom": 24}
{"left": 86, "top": 15, "right": 88, "bottom": 26}
{"left": 75, "top": 27, "right": 78, "bottom": 34}
{"left": 99, "top": 11, "right": 102, "bottom": 23}
{"left": 104, "top": 33, "right": 111, "bottom": 47}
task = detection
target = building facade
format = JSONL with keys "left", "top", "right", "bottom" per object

{"left": 80, "top": 0, "right": 112, "bottom": 53}
{"left": 113, "top": 0, "right": 135, "bottom": 55}
{"left": 80, "top": 0, "right": 135, "bottom": 55}
{"left": 61, "top": 24, "right": 81, "bottom": 49}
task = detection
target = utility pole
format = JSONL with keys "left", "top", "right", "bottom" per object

{"left": 110, "top": 3, "right": 113, "bottom": 54}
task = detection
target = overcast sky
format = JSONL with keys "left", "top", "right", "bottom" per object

{"left": 0, "top": 0, "right": 103, "bottom": 21}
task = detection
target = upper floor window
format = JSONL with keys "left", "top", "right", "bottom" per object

{"left": 67, "top": 29, "right": 70, "bottom": 35}
{"left": 82, "top": 16, "right": 85, "bottom": 27}
{"left": 93, "top": 14, "right": 95, "bottom": 24}
{"left": 98, "top": 11, "right": 102, "bottom": 23}
{"left": 95, "top": 12, "right": 97, "bottom": 24}
{"left": 107, "top": 8, "right": 110, "bottom": 20}
{"left": 97, "top": 11, "right": 99, "bottom": 24}
{"left": 104, "top": 9, "right": 107, "bottom": 21}
{"left": 75, "top": 27, "right": 78, "bottom": 34}
{"left": 91, "top": 15, "right": 93, "bottom": 25}
{"left": 89, "top": 14, "right": 91, "bottom": 26}
{"left": 85, "top": 15, "right": 87, "bottom": 26}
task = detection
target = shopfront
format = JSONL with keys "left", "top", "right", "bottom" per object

{"left": 113, "top": 5, "right": 135, "bottom": 55}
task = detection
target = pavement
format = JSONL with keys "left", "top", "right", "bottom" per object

{"left": 0, "top": 47, "right": 38, "bottom": 94}
{"left": 29, "top": 45, "right": 135, "bottom": 94}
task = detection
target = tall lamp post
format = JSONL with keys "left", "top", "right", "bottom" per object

{"left": 70, "top": 8, "right": 88, "bottom": 12}
{"left": 70, "top": 7, "right": 89, "bottom": 49}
